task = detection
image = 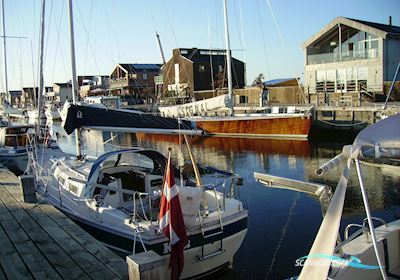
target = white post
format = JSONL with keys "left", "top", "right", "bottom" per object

{"left": 354, "top": 159, "right": 388, "bottom": 280}
{"left": 67, "top": 0, "right": 82, "bottom": 159}
{"left": 223, "top": 0, "right": 233, "bottom": 114}
{"left": 37, "top": 0, "right": 45, "bottom": 122}
{"left": 338, "top": 23, "right": 342, "bottom": 62}
{"left": 1, "top": 0, "right": 9, "bottom": 103}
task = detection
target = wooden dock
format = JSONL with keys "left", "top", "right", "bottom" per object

{"left": 0, "top": 164, "right": 128, "bottom": 280}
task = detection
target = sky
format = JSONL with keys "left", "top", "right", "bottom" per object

{"left": 1, "top": 0, "right": 399, "bottom": 91}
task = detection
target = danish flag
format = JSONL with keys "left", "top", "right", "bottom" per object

{"left": 159, "top": 153, "right": 188, "bottom": 280}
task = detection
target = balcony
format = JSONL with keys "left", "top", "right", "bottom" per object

{"left": 307, "top": 48, "right": 378, "bottom": 65}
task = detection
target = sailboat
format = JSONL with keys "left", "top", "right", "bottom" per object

{"left": 29, "top": 1, "right": 248, "bottom": 278}
{"left": 158, "top": 0, "right": 312, "bottom": 140}
{"left": 255, "top": 113, "right": 400, "bottom": 279}
{"left": 0, "top": 0, "right": 34, "bottom": 173}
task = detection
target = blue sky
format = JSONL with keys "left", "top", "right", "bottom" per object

{"left": 1, "top": 0, "right": 399, "bottom": 91}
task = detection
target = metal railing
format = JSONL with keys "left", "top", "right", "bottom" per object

{"left": 307, "top": 48, "right": 378, "bottom": 65}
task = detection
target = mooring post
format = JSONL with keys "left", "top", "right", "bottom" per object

{"left": 19, "top": 175, "right": 37, "bottom": 203}
{"left": 126, "top": 251, "right": 166, "bottom": 280}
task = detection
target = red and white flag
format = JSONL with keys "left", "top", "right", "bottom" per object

{"left": 159, "top": 153, "right": 188, "bottom": 280}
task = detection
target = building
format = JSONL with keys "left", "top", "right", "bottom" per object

{"left": 263, "top": 78, "right": 305, "bottom": 104}
{"left": 53, "top": 82, "right": 73, "bottom": 104}
{"left": 22, "top": 86, "right": 53, "bottom": 106}
{"left": 9, "top": 90, "right": 22, "bottom": 106}
{"left": 78, "top": 75, "right": 110, "bottom": 98}
{"left": 162, "top": 48, "right": 245, "bottom": 100}
{"left": 109, "top": 64, "right": 161, "bottom": 104}
{"left": 302, "top": 16, "right": 400, "bottom": 105}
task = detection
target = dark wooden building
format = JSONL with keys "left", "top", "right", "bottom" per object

{"left": 109, "top": 63, "right": 161, "bottom": 103}
{"left": 162, "top": 48, "right": 245, "bottom": 98}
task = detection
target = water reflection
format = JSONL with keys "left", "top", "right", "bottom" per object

{"left": 51, "top": 122, "right": 399, "bottom": 279}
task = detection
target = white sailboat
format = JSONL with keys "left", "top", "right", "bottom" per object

{"left": 255, "top": 113, "right": 400, "bottom": 280}
{"left": 29, "top": 1, "right": 248, "bottom": 278}
{"left": 0, "top": 0, "right": 34, "bottom": 173}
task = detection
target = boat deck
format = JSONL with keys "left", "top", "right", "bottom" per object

{"left": 0, "top": 164, "right": 128, "bottom": 279}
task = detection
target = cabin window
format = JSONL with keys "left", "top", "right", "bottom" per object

{"left": 69, "top": 183, "right": 79, "bottom": 195}
{"left": 58, "top": 176, "right": 66, "bottom": 186}
{"left": 143, "top": 73, "right": 148, "bottom": 80}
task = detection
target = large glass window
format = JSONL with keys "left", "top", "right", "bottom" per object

{"left": 315, "top": 67, "right": 368, "bottom": 93}
{"left": 326, "top": 70, "right": 336, "bottom": 93}
{"left": 336, "top": 69, "right": 346, "bottom": 92}
{"left": 307, "top": 27, "right": 379, "bottom": 64}
{"left": 316, "top": 71, "right": 326, "bottom": 93}
{"left": 347, "top": 68, "right": 356, "bottom": 92}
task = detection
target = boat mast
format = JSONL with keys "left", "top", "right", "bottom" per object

{"left": 1, "top": 0, "right": 9, "bottom": 104}
{"left": 222, "top": 0, "right": 233, "bottom": 114}
{"left": 156, "top": 32, "right": 166, "bottom": 65}
{"left": 67, "top": 0, "right": 82, "bottom": 159}
{"left": 37, "top": 0, "right": 45, "bottom": 122}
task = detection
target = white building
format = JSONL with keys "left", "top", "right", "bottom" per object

{"left": 53, "top": 82, "right": 73, "bottom": 104}
{"left": 302, "top": 17, "right": 400, "bottom": 104}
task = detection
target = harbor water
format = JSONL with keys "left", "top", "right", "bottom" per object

{"left": 42, "top": 123, "right": 400, "bottom": 279}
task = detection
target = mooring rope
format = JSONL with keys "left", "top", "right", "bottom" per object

{"left": 265, "top": 191, "right": 301, "bottom": 279}
{"left": 318, "top": 119, "right": 368, "bottom": 127}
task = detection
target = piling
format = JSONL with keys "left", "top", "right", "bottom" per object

{"left": 126, "top": 250, "right": 166, "bottom": 280}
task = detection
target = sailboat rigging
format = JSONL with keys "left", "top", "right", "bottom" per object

{"left": 28, "top": 1, "right": 249, "bottom": 278}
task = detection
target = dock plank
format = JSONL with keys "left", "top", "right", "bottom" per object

{"left": 0, "top": 265, "right": 6, "bottom": 280}
{"left": 39, "top": 204, "right": 129, "bottom": 279}
{"left": 0, "top": 164, "right": 128, "bottom": 280}
{"left": 0, "top": 224, "right": 33, "bottom": 279}
{"left": 27, "top": 206, "right": 118, "bottom": 279}
{"left": 0, "top": 199, "right": 61, "bottom": 279}
{"left": 0, "top": 186, "right": 90, "bottom": 280}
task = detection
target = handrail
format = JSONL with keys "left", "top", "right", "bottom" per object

{"left": 362, "top": 217, "right": 387, "bottom": 228}
{"left": 344, "top": 224, "right": 370, "bottom": 240}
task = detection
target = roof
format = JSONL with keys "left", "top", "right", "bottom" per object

{"left": 54, "top": 82, "right": 72, "bottom": 87}
{"left": 302, "top": 16, "right": 400, "bottom": 49}
{"left": 9, "top": 90, "right": 22, "bottom": 95}
{"left": 263, "top": 78, "right": 296, "bottom": 86}
{"left": 348, "top": 18, "right": 400, "bottom": 35}
{"left": 176, "top": 48, "right": 244, "bottom": 64}
{"left": 118, "top": 64, "right": 161, "bottom": 73}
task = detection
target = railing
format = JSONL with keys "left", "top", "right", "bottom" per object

{"left": 307, "top": 48, "right": 378, "bottom": 65}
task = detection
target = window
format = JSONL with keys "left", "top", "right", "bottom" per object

{"left": 143, "top": 73, "right": 148, "bottom": 80}
{"left": 239, "top": 95, "right": 248, "bottom": 104}
{"left": 58, "top": 176, "right": 66, "bottom": 186}
{"left": 69, "top": 183, "right": 79, "bottom": 195}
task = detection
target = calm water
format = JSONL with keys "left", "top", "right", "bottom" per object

{"left": 51, "top": 122, "right": 400, "bottom": 279}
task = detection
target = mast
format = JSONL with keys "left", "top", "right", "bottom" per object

{"left": 37, "top": 0, "right": 45, "bottom": 121}
{"left": 67, "top": 0, "right": 82, "bottom": 159}
{"left": 156, "top": 32, "right": 166, "bottom": 65}
{"left": 222, "top": 0, "right": 233, "bottom": 113}
{"left": 1, "top": 0, "right": 9, "bottom": 103}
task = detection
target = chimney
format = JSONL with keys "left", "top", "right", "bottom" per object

{"left": 389, "top": 16, "right": 392, "bottom": 26}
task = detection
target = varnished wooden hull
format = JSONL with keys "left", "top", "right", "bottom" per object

{"left": 192, "top": 115, "right": 312, "bottom": 139}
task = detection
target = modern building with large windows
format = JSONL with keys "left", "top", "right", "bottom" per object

{"left": 302, "top": 16, "right": 400, "bottom": 105}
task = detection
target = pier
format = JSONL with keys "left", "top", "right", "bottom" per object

{"left": 0, "top": 164, "right": 128, "bottom": 279}
{"left": 309, "top": 103, "right": 400, "bottom": 132}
